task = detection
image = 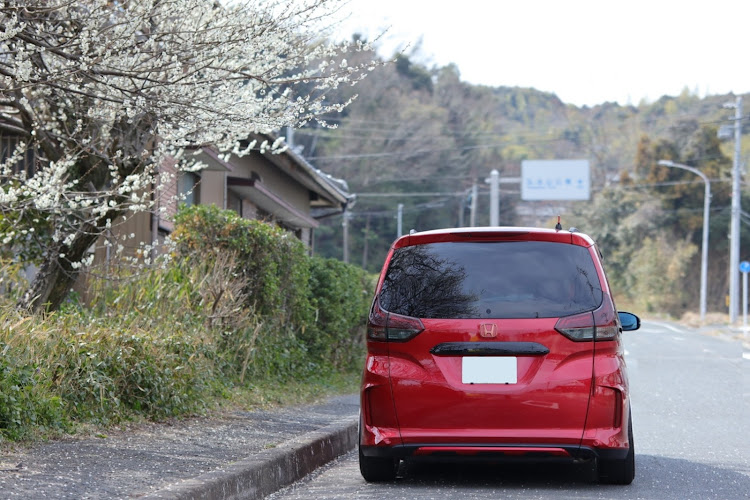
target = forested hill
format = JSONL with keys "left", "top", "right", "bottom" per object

{"left": 295, "top": 48, "right": 748, "bottom": 316}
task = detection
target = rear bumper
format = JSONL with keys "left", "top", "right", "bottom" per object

{"left": 360, "top": 443, "right": 629, "bottom": 462}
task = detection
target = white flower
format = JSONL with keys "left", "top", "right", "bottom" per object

{"left": 1, "top": 0, "right": 380, "bottom": 304}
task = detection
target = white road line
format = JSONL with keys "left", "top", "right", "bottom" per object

{"left": 742, "top": 352, "right": 750, "bottom": 361}
{"left": 646, "top": 321, "right": 685, "bottom": 333}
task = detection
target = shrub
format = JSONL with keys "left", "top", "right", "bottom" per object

{"left": 308, "top": 256, "right": 372, "bottom": 370}
{"left": 0, "top": 257, "right": 26, "bottom": 303}
{"left": 0, "top": 329, "right": 68, "bottom": 441}
{"left": 626, "top": 236, "right": 697, "bottom": 317}
{"left": 48, "top": 320, "right": 217, "bottom": 422}
{"left": 170, "top": 205, "right": 373, "bottom": 375}
{"left": 172, "top": 204, "right": 313, "bottom": 328}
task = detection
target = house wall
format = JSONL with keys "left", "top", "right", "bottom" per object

{"left": 201, "top": 170, "right": 225, "bottom": 208}
{"left": 234, "top": 155, "right": 312, "bottom": 218}
{"left": 79, "top": 209, "right": 152, "bottom": 300}
{"left": 90, "top": 210, "right": 152, "bottom": 270}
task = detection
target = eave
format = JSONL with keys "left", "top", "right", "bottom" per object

{"left": 227, "top": 176, "right": 318, "bottom": 229}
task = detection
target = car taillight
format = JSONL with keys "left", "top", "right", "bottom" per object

{"left": 555, "top": 311, "right": 596, "bottom": 341}
{"left": 367, "top": 299, "right": 425, "bottom": 342}
{"left": 593, "top": 302, "right": 619, "bottom": 340}
{"left": 555, "top": 294, "right": 619, "bottom": 342}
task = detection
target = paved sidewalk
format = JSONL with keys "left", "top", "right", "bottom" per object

{"left": 0, "top": 394, "right": 359, "bottom": 500}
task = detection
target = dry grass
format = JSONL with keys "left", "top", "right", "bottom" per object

{"left": 678, "top": 311, "right": 730, "bottom": 328}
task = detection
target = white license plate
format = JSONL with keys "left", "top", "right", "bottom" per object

{"left": 462, "top": 356, "right": 517, "bottom": 384}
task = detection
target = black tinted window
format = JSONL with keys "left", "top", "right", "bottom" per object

{"left": 379, "top": 241, "right": 603, "bottom": 319}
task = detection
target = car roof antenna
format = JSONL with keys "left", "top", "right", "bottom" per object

{"left": 554, "top": 215, "right": 562, "bottom": 231}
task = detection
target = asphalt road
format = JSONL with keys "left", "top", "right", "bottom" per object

{"left": 269, "top": 321, "right": 750, "bottom": 500}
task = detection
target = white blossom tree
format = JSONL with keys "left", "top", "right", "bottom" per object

{"left": 0, "top": 0, "right": 376, "bottom": 311}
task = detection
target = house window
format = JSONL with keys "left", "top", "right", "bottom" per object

{"left": 177, "top": 171, "right": 200, "bottom": 207}
{"left": 0, "top": 134, "right": 36, "bottom": 178}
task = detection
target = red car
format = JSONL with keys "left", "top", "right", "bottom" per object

{"left": 359, "top": 227, "right": 640, "bottom": 484}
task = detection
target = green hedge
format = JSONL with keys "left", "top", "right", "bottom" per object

{"left": 308, "top": 256, "right": 371, "bottom": 371}
{"left": 172, "top": 204, "right": 314, "bottom": 327}
{"left": 171, "top": 205, "right": 371, "bottom": 374}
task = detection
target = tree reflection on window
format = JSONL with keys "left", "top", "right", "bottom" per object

{"left": 380, "top": 245, "right": 479, "bottom": 319}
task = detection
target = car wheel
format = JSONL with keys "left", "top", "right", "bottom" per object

{"left": 598, "top": 411, "right": 635, "bottom": 485}
{"left": 358, "top": 445, "right": 398, "bottom": 482}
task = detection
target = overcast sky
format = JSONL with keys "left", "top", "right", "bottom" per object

{"left": 332, "top": 0, "right": 750, "bottom": 107}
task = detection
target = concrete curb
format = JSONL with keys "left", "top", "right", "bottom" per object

{"left": 142, "top": 417, "right": 358, "bottom": 500}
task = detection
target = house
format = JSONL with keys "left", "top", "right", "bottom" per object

{"left": 189, "top": 132, "right": 353, "bottom": 247}
{"left": 108, "top": 132, "right": 353, "bottom": 260}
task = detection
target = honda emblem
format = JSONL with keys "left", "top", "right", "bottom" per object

{"left": 479, "top": 323, "right": 498, "bottom": 338}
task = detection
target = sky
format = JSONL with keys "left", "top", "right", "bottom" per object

{"left": 332, "top": 0, "right": 750, "bottom": 107}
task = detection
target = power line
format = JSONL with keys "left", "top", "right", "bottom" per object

{"left": 296, "top": 103, "right": 750, "bottom": 162}
{"left": 307, "top": 103, "right": 750, "bottom": 133}
{"left": 306, "top": 138, "right": 566, "bottom": 161}
{"left": 357, "top": 191, "right": 466, "bottom": 198}
{"left": 310, "top": 108, "right": 750, "bottom": 129}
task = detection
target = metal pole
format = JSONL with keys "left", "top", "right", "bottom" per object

{"left": 489, "top": 169, "right": 499, "bottom": 226}
{"left": 457, "top": 192, "right": 465, "bottom": 227}
{"left": 700, "top": 177, "right": 711, "bottom": 322}
{"left": 729, "top": 97, "right": 743, "bottom": 324}
{"left": 657, "top": 160, "right": 711, "bottom": 322}
{"left": 744, "top": 270, "right": 748, "bottom": 328}
{"left": 342, "top": 211, "right": 349, "bottom": 263}
{"left": 470, "top": 183, "right": 478, "bottom": 227}
{"left": 397, "top": 203, "right": 403, "bottom": 238}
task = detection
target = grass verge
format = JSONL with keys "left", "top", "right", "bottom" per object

{"left": 1, "top": 207, "right": 371, "bottom": 445}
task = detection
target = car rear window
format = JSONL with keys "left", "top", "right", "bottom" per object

{"left": 379, "top": 241, "right": 603, "bottom": 319}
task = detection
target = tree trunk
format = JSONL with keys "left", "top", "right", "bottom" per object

{"left": 17, "top": 227, "right": 101, "bottom": 313}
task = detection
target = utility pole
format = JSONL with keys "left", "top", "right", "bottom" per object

{"left": 362, "top": 214, "right": 370, "bottom": 269}
{"left": 470, "top": 183, "right": 478, "bottom": 227}
{"left": 342, "top": 211, "right": 350, "bottom": 264}
{"left": 488, "top": 169, "right": 499, "bottom": 226}
{"left": 727, "top": 97, "right": 743, "bottom": 323}
{"left": 457, "top": 194, "right": 465, "bottom": 227}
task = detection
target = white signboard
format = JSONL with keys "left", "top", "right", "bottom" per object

{"left": 521, "top": 160, "right": 590, "bottom": 201}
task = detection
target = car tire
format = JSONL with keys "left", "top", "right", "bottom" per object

{"left": 358, "top": 445, "right": 398, "bottom": 482}
{"left": 598, "top": 411, "right": 635, "bottom": 485}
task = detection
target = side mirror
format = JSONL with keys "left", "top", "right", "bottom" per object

{"left": 618, "top": 311, "right": 641, "bottom": 331}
